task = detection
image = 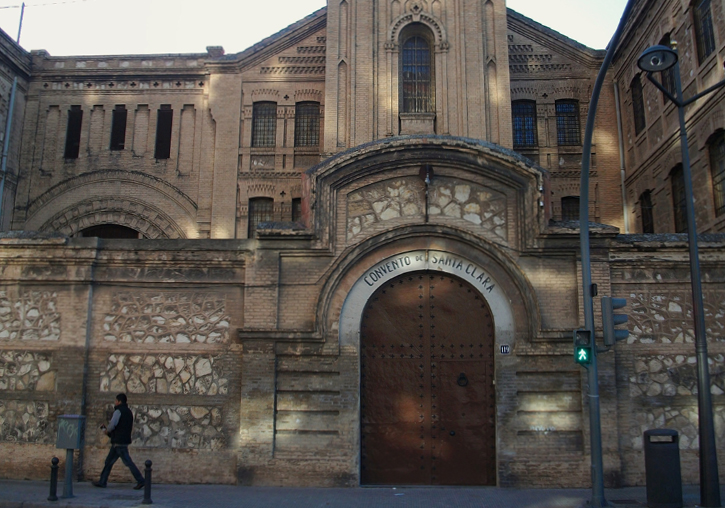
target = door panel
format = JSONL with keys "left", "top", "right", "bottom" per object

{"left": 360, "top": 272, "right": 496, "bottom": 486}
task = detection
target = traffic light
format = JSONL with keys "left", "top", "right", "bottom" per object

{"left": 601, "top": 296, "right": 629, "bottom": 346}
{"left": 573, "top": 329, "right": 592, "bottom": 365}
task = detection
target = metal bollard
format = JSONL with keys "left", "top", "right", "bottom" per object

{"left": 48, "top": 457, "right": 59, "bottom": 501}
{"left": 142, "top": 460, "right": 153, "bottom": 505}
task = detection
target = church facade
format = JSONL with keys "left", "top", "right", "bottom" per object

{"left": 0, "top": 0, "right": 724, "bottom": 488}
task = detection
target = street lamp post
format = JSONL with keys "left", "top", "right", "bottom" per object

{"left": 637, "top": 43, "right": 723, "bottom": 508}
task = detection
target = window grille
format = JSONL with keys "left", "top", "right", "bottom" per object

{"left": 252, "top": 102, "right": 277, "bottom": 148}
{"left": 110, "top": 105, "right": 127, "bottom": 151}
{"left": 248, "top": 197, "right": 274, "bottom": 238}
{"left": 154, "top": 105, "right": 173, "bottom": 159}
{"left": 555, "top": 100, "right": 580, "bottom": 146}
{"left": 64, "top": 105, "right": 83, "bottom": 159}
{"left": 291, "top": 198, "right": 302, "bottom": 222}
{"left": 640, "top": 190, "right": 654, "bottom": 233}
{"left": 402, "top": 35, "right": 433, "bottom": 113}
{"left": 709, "top": 131, "right": 725, "bottom": 216}
{"left": 294, "top": 102, "right": 320, "bottom": 147}
{"left": 512, "top": 100, "right": 538, "bottom": 148}
{"left": 632, "top": 75, "right": 646, "bottom": 135}
{"left": 694, "top": 0, "right": 716, "bottom": 63}
{"left": 671, "top": 165, "right": 688, "bottom": 233}
{"left": 561, "top": 196, "right": 580, "bottom": 221}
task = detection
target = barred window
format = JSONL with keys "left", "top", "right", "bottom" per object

{"left": 632, "top": 75, "right": 646, "bottom": 135}
{"left": 512, "top": 100, "right": 538, "bottom": 149}
{"left": 248, "top": 197, "right": 274, "bottom": 238}
{"left": 640, "top": 190, "right": 654, "bottom": 234}
{"left": 154, "top": 105, "right": 173, "bottom": 159}
{"left": 659, "top": 34, "right": 677, "bottom": 102}
{"left": 561, "top": 196, "right": 580, "bottom": 221}
{"left": 555, "top": 100, "right": 580, "bottom": 146}
{"left": 64, "top": 105, "right": 83, "bottom": 159}
{"left": 110, "top": 105, "right": 127, "bottom": 151}
{"left": 401, "top": 32, "right": 434, "bottom": 113}
{"left": 671, "top": 164, "right": 688, "bottom": 233}
{"left": 694, "top": 0, "right": 716, "bottom": 63}
{"left": 294, "top": 102, "right": 320, "bottom": 147}
{"left": 708, "top": 131, "right": 725, "bottom": 216}
{"left": 291, "top": 198, "right": 302, "bottom": 222}
{"left": 252, "top": 102, "right": 277, "bottom": 148}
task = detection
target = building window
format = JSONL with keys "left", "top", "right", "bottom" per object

{"left": 671, "top": 164, "right": 688, "bottom": 233}
{"left": 512, "top": 100, "right": 538, "bottom": 149}
{"left": 640, "top": 190, "right": 654, "bottom": 233}
{"left": 694, "top": 0, "right": 716, "bottom": 63}
{"left": 154, "top": 105, "right": 173, "bottom": 159}
{"left": 248, "top": 197, "right": 274, "bottom": 238}
{"left": 709, "top": 131, "right": 725, "bottom": 216}
{"left": 555, "top": 100, "right": 580, "bottom": 146}
{"left": 252, "top": 102, "right": 277, "bottom": 148}
{"left": 561, "top": 196, "right": 580, "bottom": 221}
{"left": 632, "top": 75, "right": 646, "bottom": 135}
{"left": 110, "top": 105, "right": 127, "bottom": 151}
{"left": 659, "top": 34, "right": 677, "bottom": 102}
{"left": 80, "top": 225, "right": 140, "bottom": 239}
{"left": 291, "top": 198, "right": 302, "bottom": 222}
{"left": 401, "top": 30, "right": 434, "bottom": 113}
{"left": 64, "top": 105, "right": 83, "bottom": 159}
{"left": 294, "top": 102, "right": 320, "bottom": 147}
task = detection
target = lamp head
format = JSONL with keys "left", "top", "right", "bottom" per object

{"left": 637, "top": 45, "right": 678, "bottom": 72}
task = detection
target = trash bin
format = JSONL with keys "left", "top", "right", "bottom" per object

{"left": 644, "top": 429, "right": 682, "bottom": 508}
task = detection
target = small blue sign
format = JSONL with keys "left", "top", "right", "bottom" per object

{"left": 500, "top": 344, "right": 511, "bottom": 355}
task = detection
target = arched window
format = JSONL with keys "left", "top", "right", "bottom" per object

{"left": 639, "top": 190, "right": 654, "bottom": 233}
{"left": 631, "top": 75, "right": 646, "bottom": 135}
{"left": 555, "top": 100, "right": 580, "bottom": 146}
{"left": 659, "top": 34, "right": 676, "bottom": 102}
{"left": 708, "top": 131, "right": 725, "bottom": 216}
{"left": 561, "top": 196, "right": 580, "bottom": 221}
{"left": 294, "top": 102, "right": 320, "bottom": 147}
{"left": 79, "top": 225, "right": 141, "bottom": 239}
{"left": 670, "top": 164, "right": 688, "bottom": 233}
{"left": 248, "top": 197, "right": 274, "bottom": 238}
{"left": 693, "top": 0, "right": 716, "bottom": 63}
{"left": 511, "top": 100, "right": 538, "bottom": 149}
{"left": 401, "top": 27, "right": 434, "bottom": 113}
{"left": 251, "top": 102, "right": 277, "bottom": 148}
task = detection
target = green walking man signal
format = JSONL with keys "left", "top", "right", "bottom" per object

{"left": 573, "top": 329, "right": 592, "bottom": 365}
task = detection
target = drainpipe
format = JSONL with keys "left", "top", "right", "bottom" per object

{"left": 613, "top": 81, "right": 629, "bottom": 233}
{"left": 0, "top": 76, "right": 18, "bottom": 230}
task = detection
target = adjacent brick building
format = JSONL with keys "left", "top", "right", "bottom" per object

{"left": 0, "top": 0, "right": 723, "bottom": 489}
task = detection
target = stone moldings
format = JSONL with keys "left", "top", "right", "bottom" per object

{"left": 627, "top": 290, "right": 725, "bottom": 344}
{"left": 131, "top": 404, "right": 225, "bottom": 449}
{"left": 0, "top": 290, "right": 61, "bottom": 341}
{"left": 346, "top": 177, "right": 507, "bottom": 241}
{"left": 102, "top": 292, "right": 230, "bottom": 344}
{"left": 0, "top": 400, "right": 51, "bottom": 443}
{"left": 0, "top": 351, "right": 55, "bottom": 391}
{"left": 101, "top": 354, "right": 228, "bottom": 396}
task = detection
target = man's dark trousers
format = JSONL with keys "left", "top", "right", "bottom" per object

{"left": 98, "top": 445, "right": 144, "bottom": 485}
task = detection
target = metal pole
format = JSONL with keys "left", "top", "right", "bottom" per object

{"left": 61, "top": 449, "right": 74, "bottom": 498}
{"left": 17, "top": 3, "right": 25, "bottom": 45}
{"left": 579, "top": 1, "right": 637, "bottom": 506}
{"left": 671, "top": 59, "right": 721, "bottom": 508}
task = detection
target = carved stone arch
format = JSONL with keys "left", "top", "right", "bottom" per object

{"left": 250, "top": 89, "right": 280, "bottom": 103}
{"left": 662, "top": 150, "right": 681, "bottom": 175}
{"left": 388, "top": 10, "right": 448, "bottom": 49}
{"left": 39, "top": 197, "right": 185, "bottom": 239}
{"left": 694, "top": 106, "right": 725, "bottom": 150}
{"left": 245, "top": 182, "right": 277, "bottom": 199}
{"left": 294, "top": 89, "right": 324, "bottom": 104}
{"left": 558, "top": 182, "right": 581, "bottom": 196}
{"left": 551, "top": 86, "right": 584, "bottom": 102}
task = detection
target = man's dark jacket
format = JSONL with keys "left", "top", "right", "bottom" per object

{"left": 110, "top": 403, "right": 133, "bottom": 445}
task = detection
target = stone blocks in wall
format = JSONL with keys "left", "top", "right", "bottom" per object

{"left": 0, "top": 351, "right": 55, "bottom": 391}
{"left": 0, "top": 290, "right": 61, "bottom": 341}
{"left": 131, "top": 404, "right": 225, "bottom": 450}
{"left": 0, "top": 400, "right": 51, "bottom": 443}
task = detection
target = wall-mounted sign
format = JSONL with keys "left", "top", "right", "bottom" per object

{"left": 500, "top": 344, "right": 511, "bottom": 355}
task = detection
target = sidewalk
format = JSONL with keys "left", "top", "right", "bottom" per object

{"left": 0, "top": 480, "right": 716, "bottom": 508}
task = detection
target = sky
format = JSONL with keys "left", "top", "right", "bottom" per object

{"left": 0, "top": 0, "right": 629, "bottom": 57}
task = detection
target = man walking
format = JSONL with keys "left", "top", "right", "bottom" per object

{"left": 93, "top": 393, "right": 145, "bottom": 489}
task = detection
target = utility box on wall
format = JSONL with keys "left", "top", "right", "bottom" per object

{"left": 56, "top": 415, "right": 85, "bottom": 450}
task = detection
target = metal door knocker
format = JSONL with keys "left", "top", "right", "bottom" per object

{"left": 457, "top": 373, "right": 468, "bottom": 387}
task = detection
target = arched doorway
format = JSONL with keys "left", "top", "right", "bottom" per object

{"left": 360, "top": 271, "right": 496, "bottom": 485}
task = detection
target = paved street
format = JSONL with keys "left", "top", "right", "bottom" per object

{"left": 0, "top": 480, "right": 720, "bottom": 508}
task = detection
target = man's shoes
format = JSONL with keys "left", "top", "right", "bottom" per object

{"left": 92, "top": 481, "right": 106, "bottom": 488}
{"left": 133, "top": 481, "right": 145, "bottom": 490}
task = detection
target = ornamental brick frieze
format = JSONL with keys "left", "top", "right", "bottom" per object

{"left": 130, "top": 404, "right": 225, "bottom": 449}
{"left": 100, "top": 354, "right": 228, "bottom": 396}
{"left": 346, "top": 177, "right": 507, "bottom": 242}
{"left": 629, "top": 353, "right": 725, "bottom": 398}
{"left": 624, "top": 289, "right": 725, "bottom": 344}
{"left": 102, "top": 292, "right": 230, "bottom": 344}
{"left": 0, "top": 400, "right": 51, "bottom": 443}
{"left": 0, "top": 351, "right": 55, "bottom": 391}
{"left": 0, "top": 290, "right": 61, "bottom": 342}
{"left": 42, "top": 80, "right": 204, "bottom": 91}
{"left": 628, "top": 405, "right": 725, "bottom": 451}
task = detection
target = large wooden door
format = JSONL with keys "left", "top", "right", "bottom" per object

{"left": 360, "top": 272, "right": 496, "bottom": 485}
